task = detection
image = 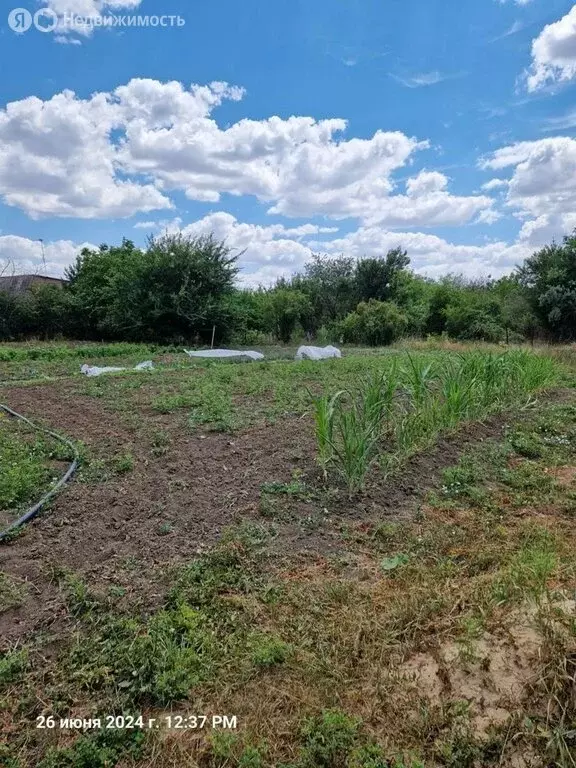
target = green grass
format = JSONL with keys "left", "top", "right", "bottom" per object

{"left": 5, "top": 421, "right": 576, "bottom": 767}
{"left": 0, "top": 343, "right": 557, "bottom": 440}
{"left": 36, "top": 728, "right": 146, "bottom": 768}
{"left": 0, "top": 419, "right": 59, "bottom": 516}
{"left": 0, "top": 648, "right": 28, "bottom": 684}
{"left": 1, "top": 343, "right": 576, "bottom": 767}
{"left": 0, "top": 342, "right": 164, "bottom": 363}
{"left": 150, "top": 356, "right": 407, "bottom": 429}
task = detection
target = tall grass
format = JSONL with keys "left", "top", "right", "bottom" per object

{"left": 312, "top": 350, "right": 557, "bottom": 493}
{"left": 310, "top": 371, "right": 399, "bottom": 493}
{"left": 330, "top": 406, "right": 382, "bottom": 493}
{"left": 439, "top": 357, "right": 482, "bottom": 426}
{"left": 401, "top": 353, "right": 436, "bottom": 406}
{"left": 0, "top": 342, "right": 163, "bottom": 362}
{"left": 310, "top": 391, "right": 343, "bottom": 473}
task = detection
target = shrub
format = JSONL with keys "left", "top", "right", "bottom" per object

{"left": 0, "top": 291, "right": 36, "bottom": 341}
{"left": 444, "top": 304, "right": 505, "bottom": 343}
{"left": 339, "top": 300, "right": 407, "bottom": 346}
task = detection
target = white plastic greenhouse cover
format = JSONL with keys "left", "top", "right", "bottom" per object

{"left": 295, "top": 345, "right": 342, "bottom": 361}
{"left": 80, "top": 360, "right": 154, "bottom": 377}
{"left": 184, "top": 349, "right": 264, "bottom": 361}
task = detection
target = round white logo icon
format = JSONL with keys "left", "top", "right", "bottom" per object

{"left": 34, "top": 7, "right": 58, "bottom": 32}
{"left": 8, "top": 8, "right": 32, "bottom": 33}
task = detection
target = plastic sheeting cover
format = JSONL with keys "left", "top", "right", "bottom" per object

{"left": 80, "top": 360, "right": 154, "bottom": 377}
{"left": 184, "top": 349, "right": 264, "bottom": 361}
{"left": 295, "top": 345, "right": 342, "bottom": 361}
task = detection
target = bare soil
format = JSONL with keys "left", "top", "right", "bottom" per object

{"left": 397, "top": 601, "right": 574, "bottom": 755}
{"left": 0, "top": 384, "right": 565, "bottom": 644}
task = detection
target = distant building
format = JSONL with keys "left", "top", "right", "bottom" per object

{"left": 0, "top": 274, "right": 68, "bottom": 294}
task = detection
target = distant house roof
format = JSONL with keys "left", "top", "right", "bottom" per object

{"left": 0, "top": 274, "right": 68, "bottom": 294}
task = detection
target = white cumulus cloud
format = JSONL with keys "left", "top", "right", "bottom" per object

{"left": 311, "top": 227, "right": 531, "bottom": 280}
{"left": 167, "top": 213, "right": 533, "bottom": 285}
{"left": 525, "top": 5, "right": 576, "bottom": 91}
{"left": 481, "top": 136, "right": 576, "bottom": 245}
{"left": 0, "top": 235, "right": 94, "bottom": 276}
{"left": 0, "top": 212, "right": 544, "bottom": 289}
{"left": 0, "top": 79, "right": 495, "bottom": 227}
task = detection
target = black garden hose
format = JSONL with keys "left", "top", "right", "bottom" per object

{"left": 0, "top": 404, "right": 79, "bottom": 542}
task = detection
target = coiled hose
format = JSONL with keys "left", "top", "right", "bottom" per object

{"left": 0, "top": 404, "right": 79, "bottom": 542}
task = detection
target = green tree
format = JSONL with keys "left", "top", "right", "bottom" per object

{"left": 425, "top": 278, "right": 462, "bottom": 336}
{"left": 297, "top": 254, "right": 357, "bottom": 331}
{"left": 29, "top": 285, "right": 77, "bottom": 340}
{"left": 264, "top": 288, "right": 311, "bottom": 343}
{"left": 66, "top": 234, "right": 238, "bottom": 342}
{"left": 494, "top": 275, "right": 538, "bottom": 343}
{"left": 141, "top": 233, "right": 238, "bottom": 341}
{"left": 444, "top": 303, "right": 505, "bottom": 343}
{"left": 355, "top": 248, "right": 410, "bottom": 303}
{"left": 340, "top": 300, "right": 407, "bottom": 346}
{"left": 393, "top": 271, "right": 433, "bottom": 336}
{"left": 65, "top": 239, "right": 144, "bottom": 338}
{"left": 223, "top": 289, "right": 270, "bottom": 343}
{"left": 0, "top": 291, "right": 29, "bottom": 341}
{"left": 517, "top": 232, "right": 576, "bottom": 340}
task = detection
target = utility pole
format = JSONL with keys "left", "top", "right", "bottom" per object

{"left": 38, "top": 239, "right": 46, "bottom": 270}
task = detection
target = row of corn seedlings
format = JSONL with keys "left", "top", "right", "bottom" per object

{"left": 311, "top": 350, "right": 557, "bottom": 493}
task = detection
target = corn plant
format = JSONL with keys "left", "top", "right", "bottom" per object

{"left": 477, "top": 353, "right": 512, "bottom": 407}
{"left": 360, "top": 364, "right": 399, "bottom": 426}
{"left": 439, "top": 359, "right": 480, "bottom": 426}
{"left": 508, "top": 351, "right": 556, "bottom": 392}
{"left": 330, "top": 406, "right": 382, "bottom": 493}
{"left": 312, "top": 350, "right": 557, "bottom": 493}
{"left": 311, "top": 371, "right": 399, "bottom": 493}
{"left": 401, "top": 353, "right": 437, "bottom": 406}
{"left": 310, "top": 390, "right": 343, "bottom": 473}
{"left": 392, "top": 395, "right": 443, "bottom": 457}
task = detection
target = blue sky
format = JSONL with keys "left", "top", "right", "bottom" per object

{"left": 1, "top": 0, "right": 576, "bottom": 285}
